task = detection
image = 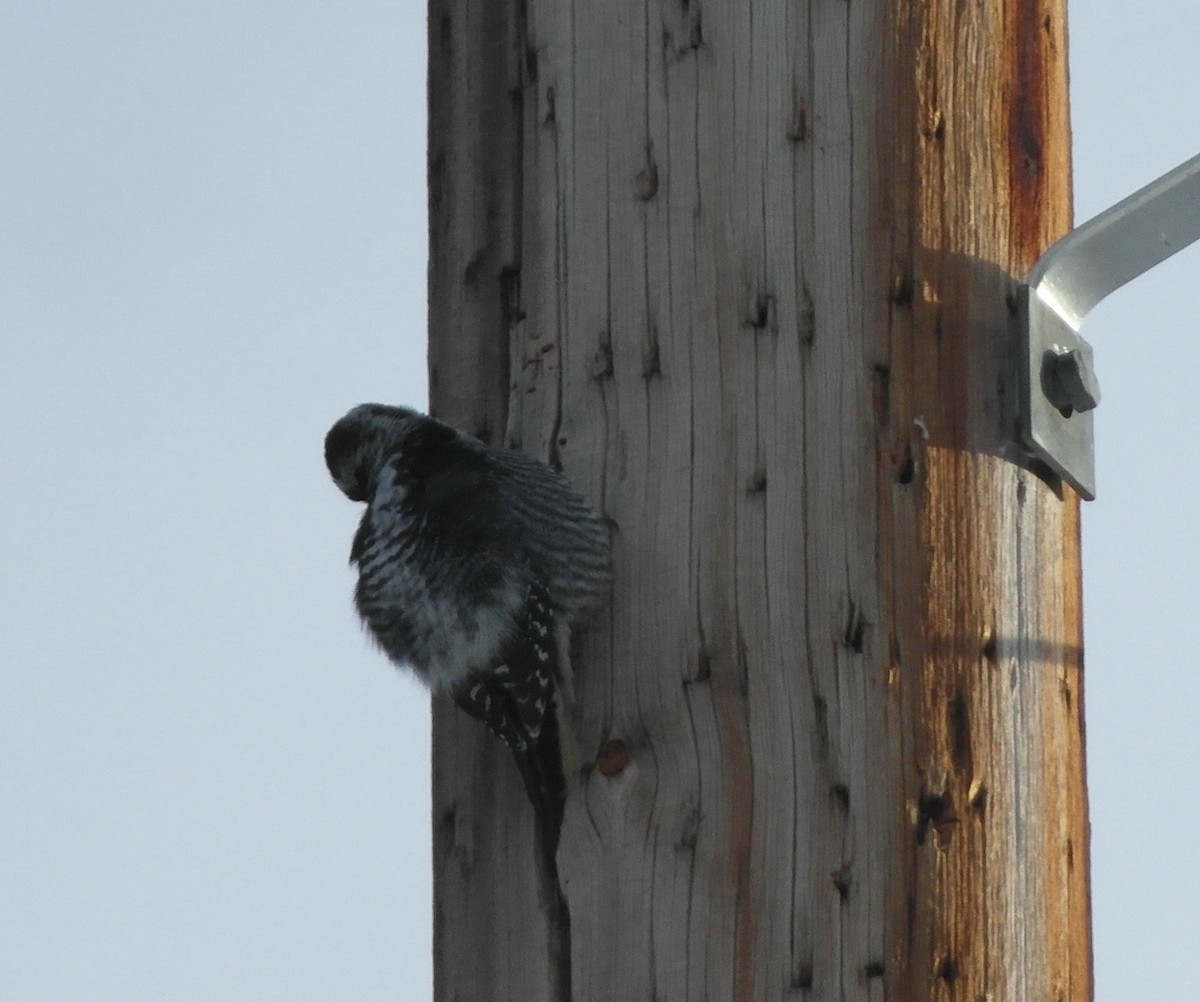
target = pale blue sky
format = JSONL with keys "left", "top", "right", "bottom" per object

{"left": 3, "top": 4, "right": 1197, "bottom": 1000}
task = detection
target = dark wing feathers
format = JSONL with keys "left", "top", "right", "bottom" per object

{"left": 450, "top": 581, "right": 566, "bottom": 850}
{"left": 400, "top": 419, "right": 610, "bottom": 621}
{"left": 393, "top": 426, "right": 524, "bottom": 560}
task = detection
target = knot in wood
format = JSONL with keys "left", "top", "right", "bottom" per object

{"left": 596, "top": 739, "right": 632, "bottom": 778}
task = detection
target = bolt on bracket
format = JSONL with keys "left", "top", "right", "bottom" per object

{"left": 1019, "top": 152, "right": 1200, "bottom": 500}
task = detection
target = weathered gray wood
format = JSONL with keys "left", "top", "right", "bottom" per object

{"left": 428, "top": 0, "right": 1091, "bottom": 999}
{"left": 427, "top": 3, "right": 567, "bottom": 1001}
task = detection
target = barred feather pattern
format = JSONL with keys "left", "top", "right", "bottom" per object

{"left": 325, "top": 403, "right": 611, "bottom": 841}
{"left": 484, "top": 448, "right": 612, "bottom": 618}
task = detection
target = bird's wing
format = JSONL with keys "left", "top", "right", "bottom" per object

{"left": 481, "top": 447, "right": 612, "bottom": 617}
{"left": 392, "top": 433, "right": 524, "bottom": 559}
{"left": 450, "top": 581, "right": 566, "bottom": 852}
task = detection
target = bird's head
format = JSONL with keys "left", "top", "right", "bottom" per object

{"left": 324, "top": 403, "right": 421, "bottom": 502}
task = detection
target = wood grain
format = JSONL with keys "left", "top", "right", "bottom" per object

{"left": 428, "top": 0, "right": 1090, "bottom": 999}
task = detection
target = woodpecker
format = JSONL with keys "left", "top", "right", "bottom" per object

{"left": 324, "top": 403, "right": 610, "bottom": 847}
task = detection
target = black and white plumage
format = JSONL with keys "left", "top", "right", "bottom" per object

{"left": 325, "top": 403, "right": 611, "bottom": 845}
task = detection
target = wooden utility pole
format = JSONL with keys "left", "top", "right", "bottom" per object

{"left": 427, "top": 0, "right": 1091, "bottom": 999}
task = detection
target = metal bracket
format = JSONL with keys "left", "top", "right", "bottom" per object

{"left": 1019, "top": 152, "right": 1200, "bottom": 500}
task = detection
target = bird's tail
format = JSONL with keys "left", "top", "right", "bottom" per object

{"left": 451, "top": 677, "right": 566, "bottom": 853}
